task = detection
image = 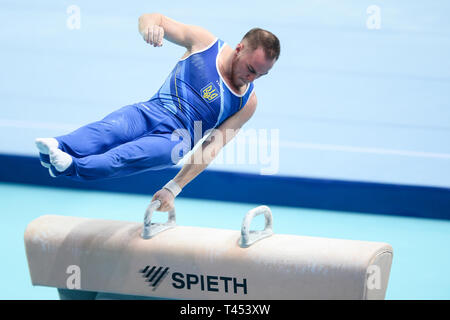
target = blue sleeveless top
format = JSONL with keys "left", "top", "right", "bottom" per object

{"left": 147, "top": 38, "right": 255, "bottom": 141}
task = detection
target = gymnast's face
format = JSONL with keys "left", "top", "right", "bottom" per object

{"left": 231, "top": 42, "right": 276, "bottom": 88}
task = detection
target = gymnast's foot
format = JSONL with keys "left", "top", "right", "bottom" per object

{"left": 35, "top": 138, "right": 59, "bottom": 168}
{"left": 49, "top": 148, "right": 73, "bottom": 174}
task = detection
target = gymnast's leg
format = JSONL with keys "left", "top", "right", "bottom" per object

{"left": 35, "top": 102, "right": 169, "bottom": 175}
{"left": 50, "top": 132, "right": 188, "bottom": 181}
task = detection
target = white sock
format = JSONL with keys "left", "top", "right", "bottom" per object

{"left": 35, "top": 138, "right": 59, "bottom": 168}
{"left": 35, "top": 138, "right": 59, "bottom": 154}
{"left": 49, "top": 147, "right": 73, "bottom": 172}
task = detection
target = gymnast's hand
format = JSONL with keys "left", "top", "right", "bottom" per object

{"left": 142, "top": 24, "right": 164, "bottom": 47}
{"left": 152, "top": 188, "right": 174, "bottom": 212}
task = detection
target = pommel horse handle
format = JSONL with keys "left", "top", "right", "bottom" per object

{"left": 141, "top": 200, "right": 176, "bottom": 239}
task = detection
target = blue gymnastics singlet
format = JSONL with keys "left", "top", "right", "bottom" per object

{"left": 52, "top": 39, "right": 256, "bottom": 181}
{"left": 147, "top": 38, "right": 255, "bottom": 141}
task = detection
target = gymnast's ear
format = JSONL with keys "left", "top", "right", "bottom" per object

{"left": 235, "top": 42, "right": 244, "bottom": 54}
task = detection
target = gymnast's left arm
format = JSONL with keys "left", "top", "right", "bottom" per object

{"left": 152, "top": 93, "right": 258, "bottom": 211}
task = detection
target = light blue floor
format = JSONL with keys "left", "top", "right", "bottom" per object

{"left": 1, "top": 182, "right": 450, "bottom": 300}
{"left": 1, "top": 0, "right": 450, "bottom": 187}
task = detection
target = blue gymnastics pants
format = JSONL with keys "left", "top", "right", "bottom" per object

{"left": 53, "top": 102, "right": 189, "bottom": 181}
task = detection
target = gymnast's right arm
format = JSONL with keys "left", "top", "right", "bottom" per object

{"left": 138, "top": 13, "right": 215, "bottom": 53}
{"left": 152, "top": 94, "right": 258, "bottom": 212}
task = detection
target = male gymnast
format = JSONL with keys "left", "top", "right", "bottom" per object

{"left": 35, "top": 13, "right": 280, "bottom": 211}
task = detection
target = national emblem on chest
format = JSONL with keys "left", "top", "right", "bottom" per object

{"left": 200, "top": 82, "right": 220, "bottom": 103}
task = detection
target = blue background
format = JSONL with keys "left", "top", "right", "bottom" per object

{"left": 1, "top": 0, "right": 449, "bottom": 187}
{"left": 1, "top": 0, "right": 449, "bottom": 300}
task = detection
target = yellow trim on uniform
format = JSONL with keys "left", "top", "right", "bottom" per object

{"left": 174, "top": 65, "right": 182, "bottom": 110}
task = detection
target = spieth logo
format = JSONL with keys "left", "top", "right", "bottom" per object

{"left": 139, "top": 265, "right": 248, "bottom": 295}
{"left": 140, "top": 266, "right": 170, "bottom": 291}
{"left": 200, "top": 82, "right": 220, "bottom": 103}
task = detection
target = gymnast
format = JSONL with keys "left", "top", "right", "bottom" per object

{"left": 35, "top": 13, "right": 280, "bottom": 211}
